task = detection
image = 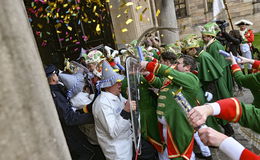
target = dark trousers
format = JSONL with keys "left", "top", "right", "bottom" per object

{"left": 133, "top": 138, "right": 158, "bottom": 160}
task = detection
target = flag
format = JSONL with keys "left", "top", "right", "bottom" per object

{"left": 213, "top": 0, "right": 225, "bottom": 20}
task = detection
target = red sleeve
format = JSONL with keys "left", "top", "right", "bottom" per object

{"left": 216, "top": 98, "right": 242, "bottom": 123}
{"left": 231, "top": 64, "right": 242, "bottom": 74}
{"left": 252, "top": 60, "right": 260, "bottom": 70}
{"left": 240, "top": 149, "right": 260, "bottom": 160}
{"left": 146, "top": 61, "right": 160, "bottom": 74}
{"left": 245, "top": 30, "right": 254, "bottom": 43}
{"left": 144, "top": 72, "right": 156, "bottom": 83}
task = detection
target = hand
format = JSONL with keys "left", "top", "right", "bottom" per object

{"left": 237, "top": 56, "right": 255, "bottom": 64}
{"left": 124, "top": 100, "right": 137, "bottom": 112}
{"left": 198, "top": 127, "right": 228, "bottom": 147}
{"left": 140, "top": 61, "right": 149, "bottom": 69}
{"left": 225, "top": 52, "right": 236, "bottom": 65}
{"left": 188, "top": 104, "right": 213, "bottom": 128}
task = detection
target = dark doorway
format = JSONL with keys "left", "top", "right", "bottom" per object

{"left": 23, "top": 0, "right": 115, "bottom": 69}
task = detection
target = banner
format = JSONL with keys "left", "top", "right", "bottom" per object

{"left": 213, "top": 0, "right": 225, "bottom": 20}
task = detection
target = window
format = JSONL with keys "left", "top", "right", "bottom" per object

{"left": 174, "top": 0, "right": 188, "bottom": 18}
{"left": 207, "top": 0, "right": 213, "bottom": 12}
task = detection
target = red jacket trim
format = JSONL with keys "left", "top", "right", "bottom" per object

{"left": 146, "top": 62, "right": 160, "bottom": 74}
{"left": 240, "top": 149, "right": 260, "bottom": 160}
{"left": 166, "top": 126, "right": 194, "bottom": 159}
{"left": 144, "top": 72, "right": 156, "bottom": 83}
{"left": 147, "top": 136, "right": 164, "bottom": 153}
{"left": 231, "top": 64, "right": 241, "bottom": 74}
{"left": 216, "top": 98, "right": 242, "bottom": 123}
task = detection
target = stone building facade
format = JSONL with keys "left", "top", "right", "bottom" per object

{"left": 110, "top": 0, "right": 260, "bottom": 47}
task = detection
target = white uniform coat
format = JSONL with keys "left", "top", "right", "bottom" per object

{"left": 93, "top": 91, "right": 132, "bottom": 160}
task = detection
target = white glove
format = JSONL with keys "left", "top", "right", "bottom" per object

{"left": 205, "top": 92, "right": 213, "bottom": 102}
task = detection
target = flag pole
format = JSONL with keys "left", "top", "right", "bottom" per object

{"left": 223, "top": 0, "right": 234, "bottom": 30}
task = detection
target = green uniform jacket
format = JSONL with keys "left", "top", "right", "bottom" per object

{"left": 231, "top": 64, "right": 260, "bottom": 108}
{"left": 206, "top": 39, "right": 233, "bottom": 97}
{"left": 121, "top": 77, "right": 163, "bottom": 152}
{"left": 196, "top": 50, "right": 231, "bottom": 101}
{"left": 145, "top": 62, "right": 200, "bottom": 159}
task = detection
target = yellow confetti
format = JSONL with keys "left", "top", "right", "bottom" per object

{"left": 125, "top": 19, "right": 133, "bottom": 25}
{"left": 93, "top": 6, "right": 97, "bottom": 12}
{"left": 55, "top": 23, "right": 62, "bottom": 28}
{"left": 106, "top": 0, "right": 110, "bottom": 2}
{"left": 117, "top": 14, "right": 121, "bottom": 18}
{"left": 147, "top": 18, "right": 150, "bottom": 21}
{"left": 110, "top": 5, "right": 112, "bottom": 8}
{"left": 156, "top": 9, "right": 160, "bottom": 17}
{"left": 37, "top": 24, "right": 43, "bottom": 29}
{"left": 140, "top": 14, "right": 143, "bottom": 21}
{"left": 96, "top": 24, "right": 101, "bottom": 32}
{"left": 136, "top": 6, "right": 142, "bottom": 10}
{"left": 67, "top": 26, "right": 72, "bottom": 31}
{"left": 125, "top": 2, "right": 134, "bottom": 6}
{"left": 121, "top": 28, "right": 128, "bottom": 32}
{"left": 63, "top": 4, "right": 68, "bottom": 7}
{"left": 124, "top": 9, "right": 128, "bottom": 14}
{"left": 57, "top": 30, "right": 61, "bottom": 34}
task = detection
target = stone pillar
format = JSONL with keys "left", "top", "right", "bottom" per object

{"left": 109, "top": 0, "right": 154, "bottom": 48}
{"left": 155, "top": 0, "right": 180, "bottom": 44}
{"left": 0, "top": 1, "right": 71, "bottom": 160}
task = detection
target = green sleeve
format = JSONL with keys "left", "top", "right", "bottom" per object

{"left": 197, "top": 51, "right": 224, "bottom": 82}
{"left": 234, "top": 71, "right": 260, "bottom": 89}
{"left": 239, "top": 103, "right": 260, "bottom": 133}
{"left": 147, "top": 76, "right": 164, "bottom": 89}
{"left": 156, "top": 64, "right": 200, "bottom": 91}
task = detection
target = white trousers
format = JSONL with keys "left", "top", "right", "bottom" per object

{"left": 240, "top": 43, "right": 252, "bottom": 69}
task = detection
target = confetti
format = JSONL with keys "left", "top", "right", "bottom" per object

{"left": 136, "top": 6, "right": 142, "bottom": 10}
{"left": 121, "top": 28, "right": 128, "bottom": 32}
{"left": 156, "top": 9, "right": 160, "bottom": 17}
{"left": 125, "top": 2, "right": 134, "bottom": 6}
{"left": 117, "top": 14, "right": 121, "bottom": 18}
{"left": 125, "top": 18, "right": 133, "bottom": 25}
{"left": 67, "top": 26, "right": 72, "bottom": 31}
{"left": 96, "top": 24, "right": 101, "bottom": 32}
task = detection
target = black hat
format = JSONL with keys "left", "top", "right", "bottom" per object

{"left": 44, "top": 64, "right": 59, "bottom": 77}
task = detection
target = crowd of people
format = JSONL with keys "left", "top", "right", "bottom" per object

{"left": 44, "top": 19, "right": 260, "bottom": 160}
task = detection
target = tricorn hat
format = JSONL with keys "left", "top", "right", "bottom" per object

{"left": 235, "top": 19, "right": 253, "bottom": 26}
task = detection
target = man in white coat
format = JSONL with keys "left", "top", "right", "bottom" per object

{"left": 93, "top": 60, "right": 134, "bottom": 160}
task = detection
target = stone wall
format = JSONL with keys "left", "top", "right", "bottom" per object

{"left": 177, "top": 0, "right": 260, "bottom": 37}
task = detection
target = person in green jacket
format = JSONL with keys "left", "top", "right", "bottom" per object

{"left": 227, "top": 54, "right": 260, "bottom": 107}
{"left": 141, "top": 54, "right": 201, "bottom": 160}
{"left": 201, "top": 22, "right": 233, "bottom": 98}
{"left": 182, "top": 34, "right": 231, "bottom": 102}
{"left": 121, "top": 76, "right": 163, "bottom": 158}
